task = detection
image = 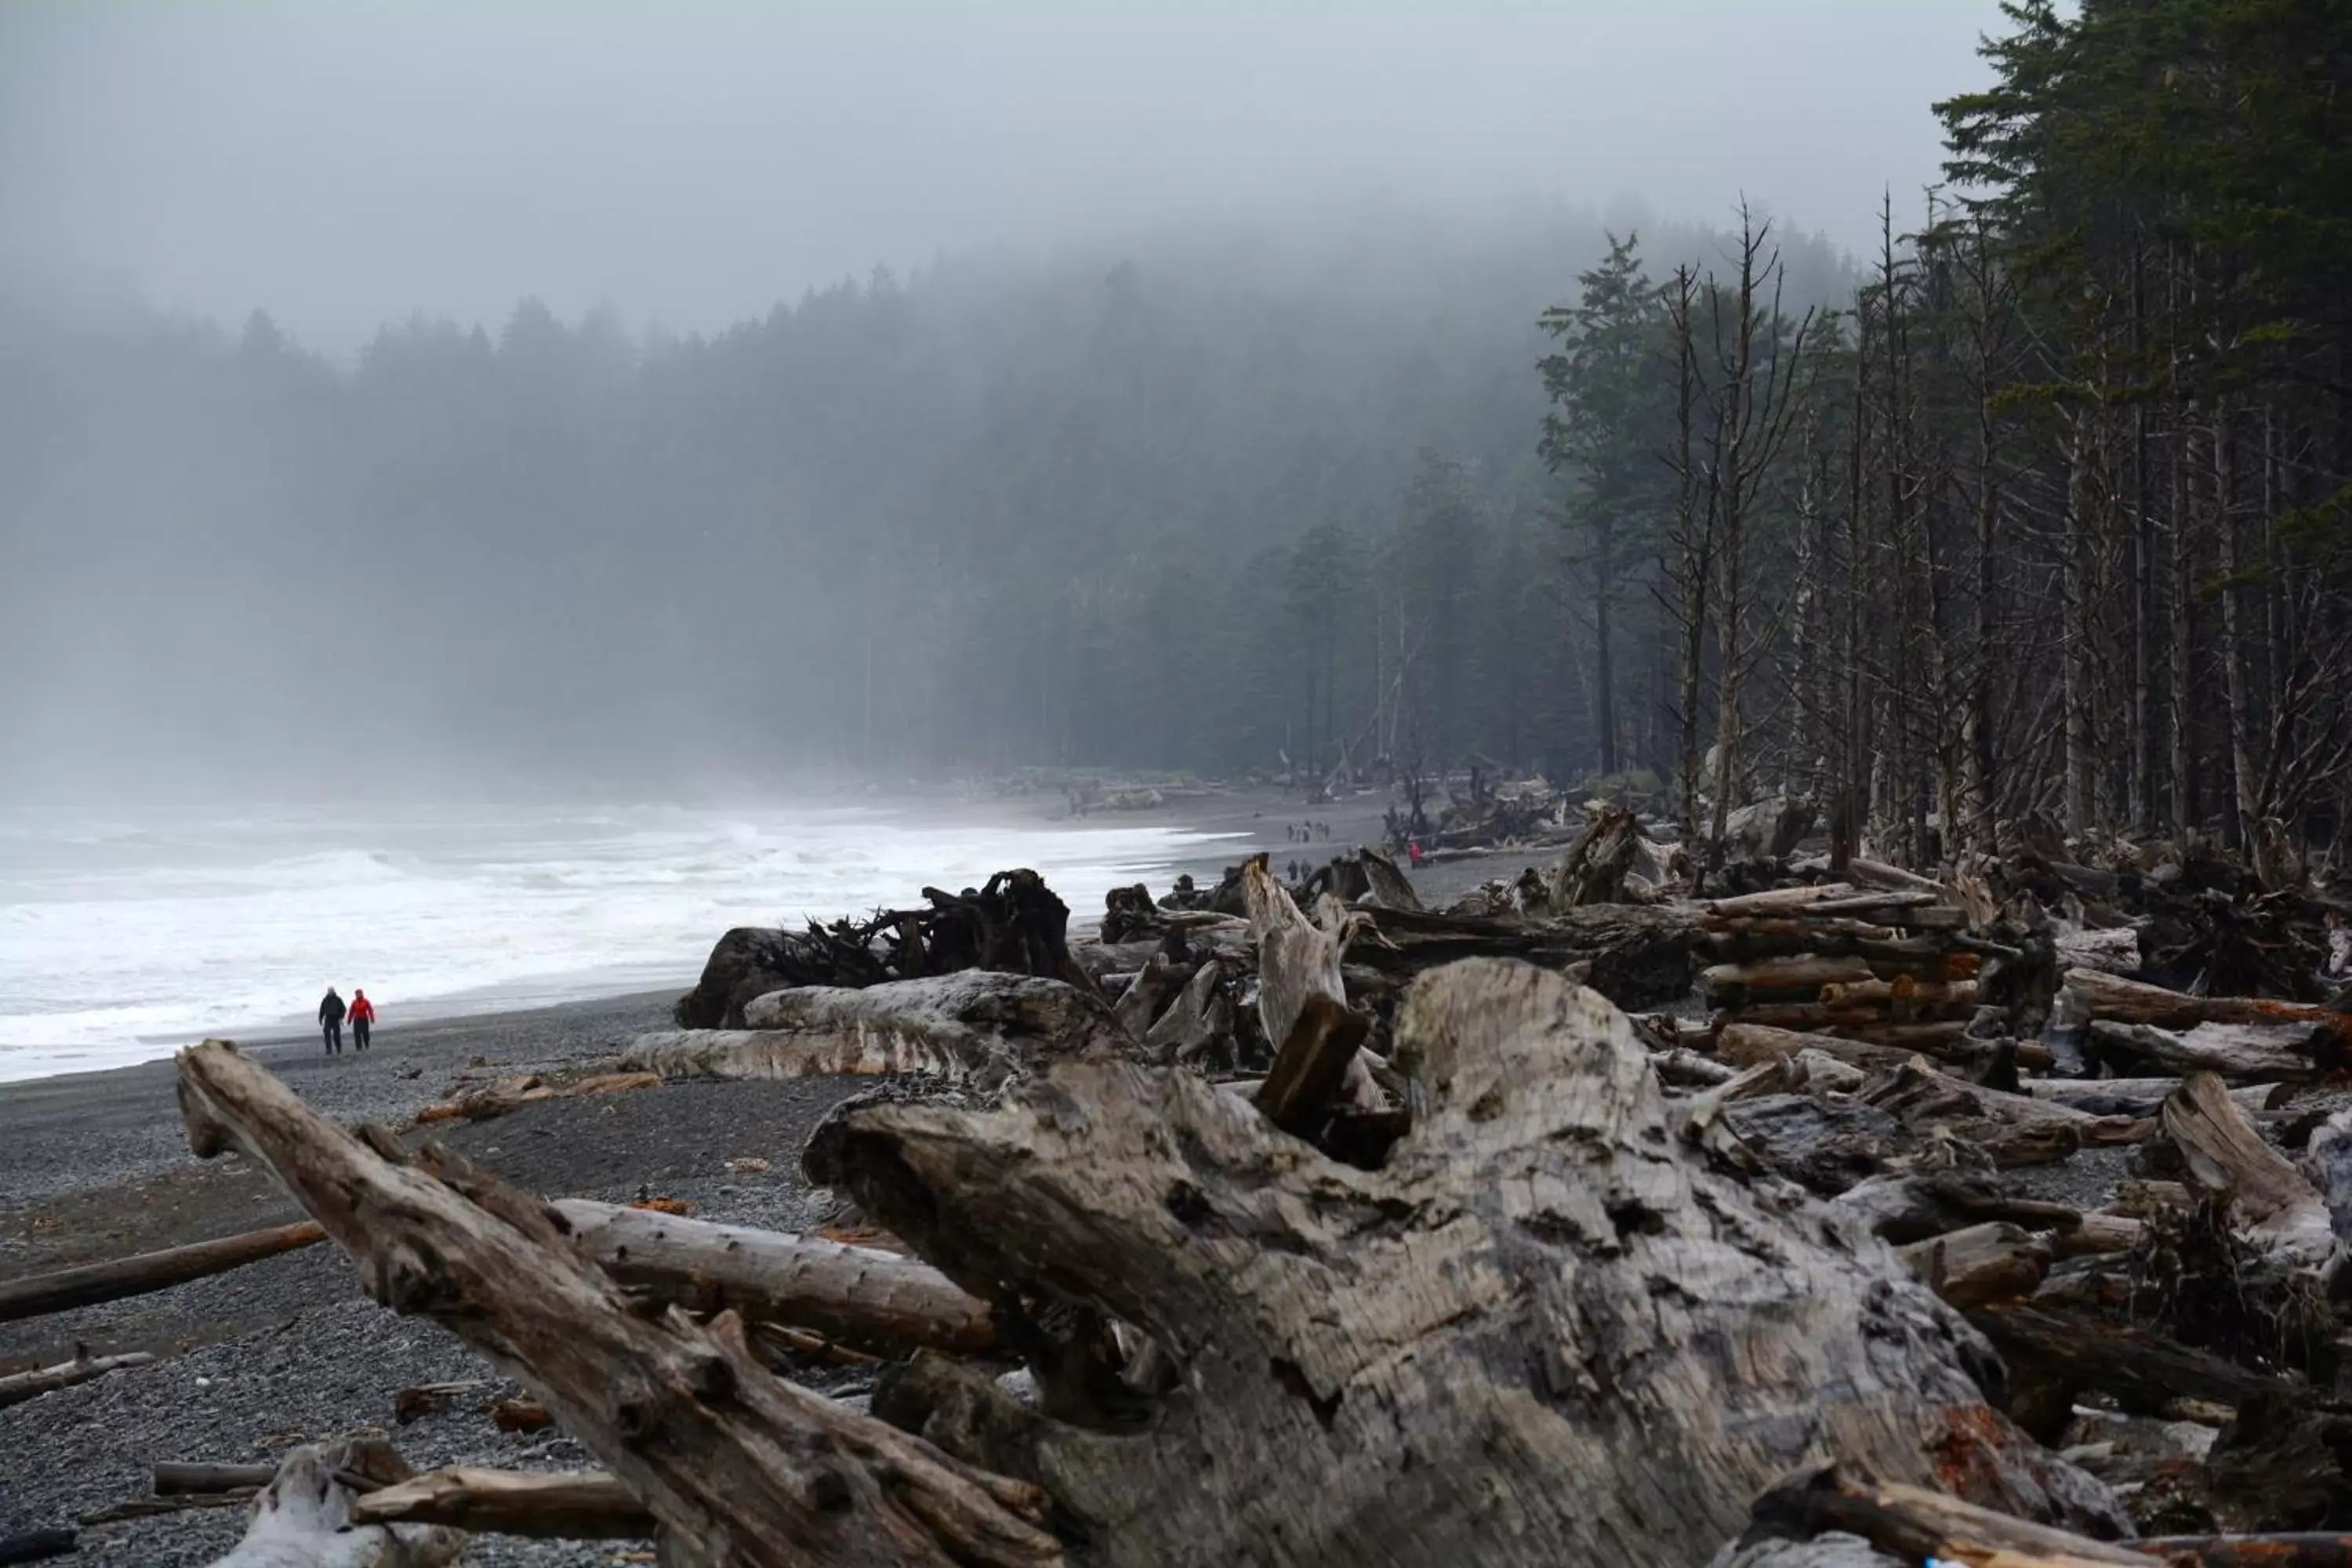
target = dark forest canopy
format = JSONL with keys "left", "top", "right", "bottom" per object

{"left": 0, "top": 204, "right": 1849, "bottom": 800}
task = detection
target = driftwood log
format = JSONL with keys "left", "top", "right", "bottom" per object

{"left": 0, "top": 1221, "right": 327, "bottom": 1324}
{"left": 1338, "top": 902, "right": 1699, "bottom": 1009}
{"left": 808, "top": 956, "right": 2122, "bottom": 1566}
{"left": 0, "top": 1347, "right": 155, "bottom": 1409}
{"left": 554, "top": 1199, "right": 996, "bottom": 1354}
{"left": 176, "top": 1040, "right": 1062, "bottom": 1568}
{"left": 348, "top": 1468, "right": 655, "bottom": 1540}
{"left": 624, "top": 971, "right": 1130, "bottom": 1090}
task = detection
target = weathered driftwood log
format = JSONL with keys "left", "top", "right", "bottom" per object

{"left": 1141, "top": 956, "right": 1236, "bottom": 1064}
{"left": 1704, "top": 884, "right": 1857, "bottom": 917}
{"left": 1700, "top": 956, "right": 1877, "bottom": 1006}
{"left": 624, "top": 972, "right": 1130, "bottom": 1091}
{"left": 1970, "top": 1301, "right": 2299, "bottom": 1437}
{"left": 1110, "top": 955, "right": 1193, "bottom": 1038}
{"left": 0, "top": 1530, "right": 76, "bottom": 1566}
{"left": 2026, "top": 1079, "right": 2284, "bottom": 1117}
{"left": 554, "top": 1199, "right": 995, "bottom": 1354}
{"left": 176, "top": 1040, "right": 1062, "bottom": 1568}
{"left": 1735, "top": 1463, "right": 2146, "bottom": 1567}
{"left": 2087, "top": 1019, "right": 2321, "bottom": 1083}
{"left": 1897, "top": 1222, "right": 2049, "bottom": 1309}
{"left": 1543, "top": 803, "right": 1642, "bottom": 910}
{"left": 674, "top": 871, "right": 1091, "bottom": 1028}
{"left": 809, "top": 957, "right": 2122, "bottom": 1566}
{"left": 206, "top": 1442, "right": 463, "bottom": 1568}
{"left": 349, "top": 1469, "right": 655, "bottom": 1541}
{"left": 1699, "top": 917, "right": 1962, "bottom": 971}
{"left": 2161, "top": 1073, "right": 2332, "bottom": 1259}
{"left": 1817, "top": 978, "right": 1980, "bottom": 1011}
{"left": 1340, "top": 902, "right": 1699, "bottom": 1009}
{"left": 0, "top": 1220, "right": 326, "bottom": 1324}
{"left": 157, "top": 1463, "right": 278, "bottom": 1495}
{"left": 2063, "top": 967, "right": 2350, "bottom": 1042}
{"left": 1240, "top": 860, "right": 1370, "bottom": 1138}
{"left": 1302, "top": 848, "right": 1421, "bottom": 912}
{"left": 0, "top": 1347, "right": 155, "bottom": 1409}
{"left": 2054, "top": 926, "right": 2141, "bottom": 975}
{"left": 1825, "top": 1172, "right": 2083, "bottom": 1245}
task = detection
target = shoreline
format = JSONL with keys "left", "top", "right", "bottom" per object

{"left": 0, "top": 780, "right": 1512, "bottom": 1091}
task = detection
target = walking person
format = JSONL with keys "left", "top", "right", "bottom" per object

{"left": 347, "top": 989, "right": 376, "bottom": 1052}
{"left": 318, "top": 987, "right": 346, "bottom": 1055}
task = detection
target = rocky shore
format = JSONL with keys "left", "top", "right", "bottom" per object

{"left": 0, "top": 993, "right": 869, "bottom": 1564}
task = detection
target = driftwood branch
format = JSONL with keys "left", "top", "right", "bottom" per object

{"left": 175, "top": 1040, "right": 1062, "bottom": 1568}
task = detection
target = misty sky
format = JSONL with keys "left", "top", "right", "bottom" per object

{"left": 2, "top": 1, "right": 2003, "bottom": 349}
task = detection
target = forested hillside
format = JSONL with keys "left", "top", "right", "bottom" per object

{"left": 0, "top": 203, "right": 1842, "bottom": 797}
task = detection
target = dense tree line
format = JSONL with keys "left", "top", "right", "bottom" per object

{"left": 1534, "top": 0, "right": 2352, "bottom": 873}
{"left": 0, "top": 207, "right": 1849, "bottom": 799}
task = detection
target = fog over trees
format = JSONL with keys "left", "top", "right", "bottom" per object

{"left": 0, "top": 208, "right": 1850, "bottom": 797}
{"left": 7, "top": 0, "right": 2348, "bottom": 871}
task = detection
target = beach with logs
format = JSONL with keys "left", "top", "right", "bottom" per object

{"left": 13, "top": 782, "right": 2352, "bottom": 1566}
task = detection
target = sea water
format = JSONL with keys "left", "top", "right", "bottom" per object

{"left": 0, "top": 800, "right": 1235, "bottom": 1083}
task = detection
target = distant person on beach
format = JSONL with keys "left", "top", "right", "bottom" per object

{"left": 1407, "top": 839, "right": 1425, "bottom": 868}
{"left": 348, "top": 989, "right": 376, "bottom": 1051}
{"left": 318, "top": 987, "right": 346, "bottom": 1054}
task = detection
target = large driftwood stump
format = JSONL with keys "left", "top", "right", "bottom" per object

{"left": 811, "top": 957, "right": 2122, "bottom": 1567}
{"left": 176, "top": 1041, "right": 1062, "bottom": 1568}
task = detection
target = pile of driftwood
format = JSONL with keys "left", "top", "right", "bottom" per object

{"left": 30, "top": 829, "right": 2352, "bottom": 1563}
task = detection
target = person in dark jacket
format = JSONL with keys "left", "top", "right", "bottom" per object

{"left": 347, "top": 989, "right": 376, "bottom": 1051}
{"left": 318, "top": 987, "right": 346, "bottom": 1054}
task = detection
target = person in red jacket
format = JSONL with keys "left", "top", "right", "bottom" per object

{"left": 347, "top": 989, "right": 376, "bottom": 1052}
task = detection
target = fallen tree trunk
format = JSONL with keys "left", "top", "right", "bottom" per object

{"left": 176, "top": 1040, "right": 1062, "bottom": 1568}
{"left": 0, "top": 1220, "right": 326, "bottom": 1323}
{"left": 155, "top": 1463, "right": 278, "bottom": 1495}
{"left": 808, "top": 957, "right": 2123, "bottom": 1566}
{"left": 2026, "top": 1079, "right": 2284, "bottom": 1116}
{"left": 623, "top": 972, "right": 1131, "bottom": 1091}
{"left": 554, "top": 1199, "right": 996, "bottom": 1354}
{"left": 1337, "top": 903, "right": 1699, "bottom": 1010}
{"left": 349, "top": 1468, "right": 655, "bottom": 1541}
{"left": 2086, "top": 1019, "right": 2321, "bottom": 1083}
{"left": 2062, "top": 967, "right": 2350, "bottom": 1043}
{"left": 0, "top": 1347, "right": 155, "bottom": 1409}
{"left": 1700, "top": 956, "right": 1878, "bottom": 1005}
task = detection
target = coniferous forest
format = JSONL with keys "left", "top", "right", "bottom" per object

{"left": 6, "top": 0, "right": 2350, "bottom": 869}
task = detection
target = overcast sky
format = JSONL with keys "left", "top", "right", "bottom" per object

{"left": 1, "top": 0, "right": 2005, "bottom": 347}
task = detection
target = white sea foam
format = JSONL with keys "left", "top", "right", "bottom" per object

{"left": 0, "top": 800, "right": 1236, "bottom": 1083}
